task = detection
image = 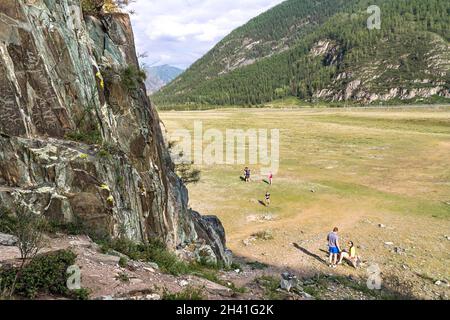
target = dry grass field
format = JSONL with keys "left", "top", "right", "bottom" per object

{"left": 160, "top": 106, "right": 450, "bottom": 299}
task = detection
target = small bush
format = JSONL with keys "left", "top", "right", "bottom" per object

{"left": 97, "top": 149, "right": 111, "bottom": 159}
{"left": 65, "top": 128, "right": 102, "bottom": 145}
{"left": 81, "top": 0, "right": 102, "bottom": 15}
{"left": 229, "top": 262, "right": 242, "bottom": 271}
{"left": 252, "top": 230, "right": 274, "bottom": 241}
{"left": 162, "top": 286, "right": 205, "bottom": 300}
{"left": 69, "top": 288, "right": 91, "bottom": 300}
{"left": 81, "top": 0, "right": 133, "bottom": 15}
{"left": 0, "top": 250, "right": 77, "bottom": 299}
{"left": 175, "top": 162, "right": 201, "bottom": 184}
{"left": 118, "top": 257, "right": 128, "bottom": 268}
{"left": 121, "top": 65, "right": 147, "bottom": 92}
{"left": 115, "top": 272, "right": 130, "bottom": 283}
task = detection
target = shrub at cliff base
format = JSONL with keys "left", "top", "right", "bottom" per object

{"left": 0, "top": 250, "right": 83, "bottom": 299}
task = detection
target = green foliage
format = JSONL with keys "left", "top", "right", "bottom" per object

{"left": 301, "top": 274, "right": 412, "bottom": 300}
{"left": 97, "top": 149, "right": 111, "bottom": 159}
{"left": 100, "top": 238, "right": 191, "bottom": 275}
{"left": 118, "top": 257, "right": 128, "bottom": 268}
{"left": 14, "top": 210, "right": 46, "bottom": 261}
{"left": 252, "top": 230, "right": 274, "bottom": 241}
{"left": 69, "top": 288, "right": 91, "bottom": 300}
{"left": 0, "top": 250, "right": 77, "bottom": 299}
{"left": 247, "top": 261, "right": 268, "bottom": 270}
{"left": 175, "top": 162, "right": 201, "bottom": 184}
{"left": 229, "top": 262, "right": 242, "bottom": 271}
{"left": 81, "top": 0, "right": 102, "bottom": 15}
{"left": 0, "top": 207, "right": 17, "bottom": 234}
{"left": 115, "top": 272, "right": 130, "bottom": 283}
{"left": 121, "top": 65, "right": 147, "bottom": 92}
{"left": 154, "top": 0, "right": 450, "bottom": 107}
{"left": 162, "top": 286, "right": 205, "bottom": 300}
{"left": 81, "top": 0, "right": 132, "bottom": 15}
{"left": 101, "top": 238, "right": 246, "bottom": 293}
{"left": 256, "top": 276, "right": 284, "bottom": 300}
{"left": 65, "top": 128, "right": 102, "bottom": 145}
{"left": 44, "top": 220, "right": 86, "bottom": 236}
{"left": 98, "top": 142, "right": 122, "bottom": 160}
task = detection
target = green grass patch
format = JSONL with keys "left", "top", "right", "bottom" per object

{"left": 247, "top": 261, "right": 269, "bottom": 270}
{"left": 162, "top": 286, "right": 205, "bottom": 300}
{"left": 319, "top": 180, "right": 450, "bottom": 219}
{"left": 308, "top": 114, "right": 450, "bottom": 135}
{"left": 100, "top": 238, "right": 246, "bottom": 293}
{"left": 115, "top": 272, "right": 130, "bottom": 283}
{"left": 100, "top": 238, "right": 191, "bottom": 275}
{"left": 65, "top": 129, "right": 102, "bottom": 145}
{"left": 302, "top": 275, "right": 411, "bottom": 300}
{"left": 256, "top": 275, "right": 284, "bottom": 300}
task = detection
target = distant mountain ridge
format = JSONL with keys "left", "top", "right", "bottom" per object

{"left": 145, "top": 65, "right": 183, "bottom": 94}
{"left": 154, "top": 0, "right": 450, "bottom": 108}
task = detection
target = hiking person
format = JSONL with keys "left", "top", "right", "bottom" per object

{"left": 327, "top": 227, "right": 340, "bottom": 268}
{"left": 264, "top": 191, "right": 271, "bottom": 206}
{"left": 243, "top": 167, "right": 249, "bottom": 182}
{"left": 268, "top": 172, "right": 273, "bottom": 185}
{"left": 338, "top": 241, "right": 360, "bottom": 268}
{"left": 245, "top": 167, "right": 251, "bottom": 182}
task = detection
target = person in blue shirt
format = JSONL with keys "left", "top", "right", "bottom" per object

{"left": 327, "top": 227, "right": 341, "bottom": 268}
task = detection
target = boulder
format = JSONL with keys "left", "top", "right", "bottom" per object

{"left": 195, "top": 244, "right": 218, "bottom": 266}
{"left": 280, "top": 272, "right": 299, "bottom": 292}
{"left": 0, "top": 232, "right": 18, "bottom": 246}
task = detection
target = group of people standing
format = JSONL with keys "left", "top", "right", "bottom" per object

{"left": 243, "top": 167, "right": 273, "bottom": 206}
{"left": 242, "top": 168, "right": 360, "bottom": 269}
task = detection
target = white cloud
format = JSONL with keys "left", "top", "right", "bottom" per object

{"left": 128, "top": 0, "right": 284, "bottom": 69}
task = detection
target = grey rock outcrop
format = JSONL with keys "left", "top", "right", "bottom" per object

{"left": 0, "top": 0, "right": 230, "bottom": 265}
{"left": 0, "top": 232, "right": 18, "bottom": 246}
{"left": 280, "top": 272, "right": 299, "bottom": 292}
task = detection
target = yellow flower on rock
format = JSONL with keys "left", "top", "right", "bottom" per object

{"left": 96, "top": 71, "right": 104, "bottom": 89}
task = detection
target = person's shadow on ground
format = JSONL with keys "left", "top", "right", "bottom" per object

{"left": 258, "top": 200, "right": 267, "bottom": 207}
{"left": 293, "top": 243, "right": 328, "bottom": 264}
{"left": 262, "top": 179, "right": 270, "bottom": 185}
{"left": 240, "top": 176, "right": 246, "bottom": 182}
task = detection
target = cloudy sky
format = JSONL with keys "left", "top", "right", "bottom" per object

{"left": 128, "top": 0, "right": 284, "bottom": 70}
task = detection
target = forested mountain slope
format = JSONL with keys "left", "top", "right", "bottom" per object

{"left": 154, "top": 0, "right": 450, "bottom": 108}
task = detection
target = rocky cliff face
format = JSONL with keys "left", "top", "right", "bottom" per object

{"left": 310, "top": 38, "right": 450, "bottom": 103}
{"left": 0, "top": 0, "right": 231, "bottom": 266}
